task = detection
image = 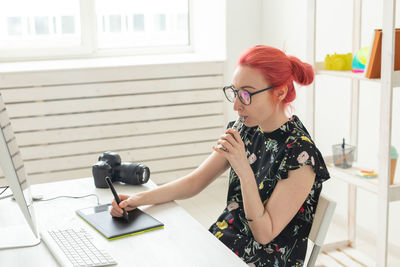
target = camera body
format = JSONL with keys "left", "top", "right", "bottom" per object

{"left": 92, "top": 151, "right": 150, "bottom": 188}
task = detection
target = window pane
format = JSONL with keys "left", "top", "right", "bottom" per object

{"left": 95, "top": 0, "right": 189, "bottom": 49}
{"left": 52, "top": 17, "right": 57, "bottom": 34}
{"left": 177, "top": 13, "right": 188, "bottom": 32}
{"left": 102, "top": 16, "right": 106, "bottom": 32}
{"left": 133, "top": 14, "right": 144, "bottom": 31}
{"left": 0, "top": 0, "right": 81, "bottom": 49}
{"left": 7, "top": 17, "right": 23, "bottom": 36}
{"left": 35, "top": 16, "right": 50, "bottom": 35}
{"left": 61, "top": 16, "right": 75, "bottom": 34}
{"left": 154, "top": 14, "right": 166, "bottom": 32}
{"left": 109, "top": 15, "right": 122, "bottom": 33}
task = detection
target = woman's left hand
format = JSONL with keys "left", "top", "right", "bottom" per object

{"left": 213, "top": 129, "right": 250, "bottom": 177}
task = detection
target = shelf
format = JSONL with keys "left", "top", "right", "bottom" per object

{"left": 318, "top": 245, "right": 376, "bottom": 267}
{"left": 326, "top": 165, "right": 378, "bottom": 194}
{"left": 309, "top": 0, "right": 397, "bottom": 265}
{"left": 324, "top": 156, "right": 400, "bottom": 201}
{"left": 315, "top": 61, "right": 400, "bottom": 87}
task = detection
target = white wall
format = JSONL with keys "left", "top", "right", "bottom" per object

{"left": 259, "top": 0, "right": 400, "bottom": 251}
{"left": 224, "top": 0, "right": 263, "bottom": 121}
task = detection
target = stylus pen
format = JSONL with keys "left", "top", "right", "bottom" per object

{"left": 105, "top": 177, "right": 129, "bottom": 222}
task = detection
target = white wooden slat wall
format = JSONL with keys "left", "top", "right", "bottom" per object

{"left": 0, "top": 61, "right": 225, "bottom": 185}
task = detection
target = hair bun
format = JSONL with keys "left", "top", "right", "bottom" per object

{"left": 288, "top": 56, "right": 314, "bottom": 86}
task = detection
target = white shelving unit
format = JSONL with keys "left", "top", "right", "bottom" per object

{"left": 307, "top": 0, "right": 398, "bottom": 266}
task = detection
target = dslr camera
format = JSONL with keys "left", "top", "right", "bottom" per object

{"left": 92, "top": 151, "right": 150, "bottom": 188}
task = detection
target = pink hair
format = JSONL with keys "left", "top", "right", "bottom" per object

{"left": 238, "top": 45, "right": 314, "bottom": 109}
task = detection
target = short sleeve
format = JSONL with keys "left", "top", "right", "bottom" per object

{"left": 277, "top": 136, "right": 330, "bottom": 183}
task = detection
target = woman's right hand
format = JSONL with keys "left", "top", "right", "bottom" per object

{"left": 110, "top": 194, "right": 141, "bottom": 217}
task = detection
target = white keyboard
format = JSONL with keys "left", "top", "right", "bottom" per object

{"left": 41, "top": 228, "right": 117, "bottom": 267}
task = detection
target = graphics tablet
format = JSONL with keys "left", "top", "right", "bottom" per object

{"left": 76, "top": 204, "right": 164, "bottom": 240}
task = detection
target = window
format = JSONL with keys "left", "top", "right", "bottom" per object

{"left": 0, "top": 0, "right": 81, "bottom": 49}
{"left": 96, "top": 0, "right": 189, "bottom": 49}
{"left": 0, "top": 0, "right": 190, "bottom": 61}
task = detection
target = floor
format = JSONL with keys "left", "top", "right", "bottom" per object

{"left": 176, "top": 177, "right": 400, "bottom": 267}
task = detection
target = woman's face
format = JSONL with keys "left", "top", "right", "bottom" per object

{"left": 231, "top": 65, "right": 279, "bottom": 129}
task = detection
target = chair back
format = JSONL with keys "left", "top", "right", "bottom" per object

{"left": 306, "top": 194, "right": 336, "bottom": 267}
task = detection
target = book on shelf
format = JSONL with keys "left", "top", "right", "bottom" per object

{"left": 365, "top": 28, "right": 400, "bottom": 79}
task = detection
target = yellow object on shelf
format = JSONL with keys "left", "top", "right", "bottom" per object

{"left": 324, "top": 53, "right": 353, "bottom": 71}
{"left": 356, "top": 169, "right": 378, "bottom": 178}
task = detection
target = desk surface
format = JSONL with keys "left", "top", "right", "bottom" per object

{"left": 0, "top": 177, "right": 247, "bottom": 267}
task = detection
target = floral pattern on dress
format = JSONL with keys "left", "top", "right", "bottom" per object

{"left": 209, "top": 115, "right": 330, "bottom": 267}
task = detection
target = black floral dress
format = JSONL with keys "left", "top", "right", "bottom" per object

{"left": 209, "top": 115, "right": 330, "bottom": 267}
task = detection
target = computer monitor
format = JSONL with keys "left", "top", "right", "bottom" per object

{"left": 0, "top": 92, "right": 40, "bottom": 249}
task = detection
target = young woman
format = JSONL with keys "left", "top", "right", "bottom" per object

{"left": 110, "top": 45, "right": 330, "bottom": 266}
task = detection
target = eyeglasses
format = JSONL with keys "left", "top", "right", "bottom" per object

{"left": 223, "top": 85, "right": 275, "bottom": 105}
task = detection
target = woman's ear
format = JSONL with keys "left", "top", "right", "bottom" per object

{"left": 274, "top": 86, "right": 288, "bottom": 101}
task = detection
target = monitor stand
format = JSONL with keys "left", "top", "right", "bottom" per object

{"left": 0, "top": 225, "right": 40, "bottom": 249}
{"left": 0, "top": 198, "right": 41, "bottom": 249}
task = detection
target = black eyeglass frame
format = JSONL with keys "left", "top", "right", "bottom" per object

{"left": 223, "top": 85, "right": 275, "bottom": 105}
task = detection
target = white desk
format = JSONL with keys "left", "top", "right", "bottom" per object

{"left": 0, "top": 177, "right": 247, "bottom": 267}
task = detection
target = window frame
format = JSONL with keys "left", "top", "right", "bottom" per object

{"left": 0, "top": 0, "right": 193, "bottom": 62}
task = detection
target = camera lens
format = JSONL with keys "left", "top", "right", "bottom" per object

{"left": 115, "top": 162, "right": 150, "bottom": 185}
{"left": 141, "top": 167, "right": 150, "bottom": 183}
